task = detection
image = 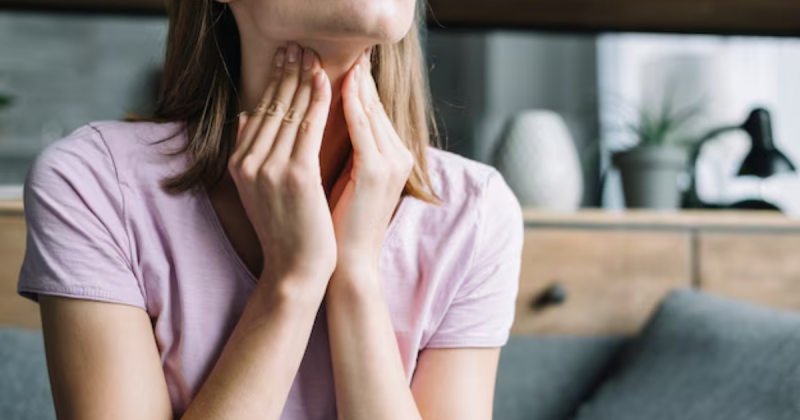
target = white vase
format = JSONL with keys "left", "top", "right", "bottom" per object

{"left": 491, "top": 110, "right": 583, "bottom": 211}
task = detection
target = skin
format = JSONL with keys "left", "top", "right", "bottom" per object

{"left": 39, "top": 1, "right": 502, "bottom": 419}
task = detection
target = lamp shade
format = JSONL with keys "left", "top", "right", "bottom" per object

{"left": 738, "top": 108, "right": 796, "bottom": 178}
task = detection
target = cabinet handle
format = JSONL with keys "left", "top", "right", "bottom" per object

{"left": 531, "top": 282, "right": 568, "bottom": 310}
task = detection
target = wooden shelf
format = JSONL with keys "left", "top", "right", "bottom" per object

{"left": 426, "top": 0, "right": 800, "bottom": 36}
{"left": 522, "top": 209, "right": 800, "bottom": 232}
{"left": 2, "top": 0, "right": 799, "bottom": 36}
{"left": 0, "top": 200, "right": 23, "bottom": 216}
{"left": 0, "top": 0, "right": 164, "bottom": 14}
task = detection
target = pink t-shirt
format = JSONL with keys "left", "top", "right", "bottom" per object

{"left": 17, "top": 120, "right": 523, "bottom": 419}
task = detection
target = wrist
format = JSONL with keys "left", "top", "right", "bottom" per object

{"left": 238, "top": 273, "right": 327, "bottom": 337}
{"left": 254, "top": 271, "right": 328, "bottom": 309}
{"left": 329, "top": 265, "right": 382, "bottom": 299}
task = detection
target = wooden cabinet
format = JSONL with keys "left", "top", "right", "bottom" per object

{"left": 699, "top": 233, "right": 800, "bottom": 312}
{"left": 3, "top": 203, "right": 800, "bottom": 334}
{"left": 0, "top": 212, "right": 39, "bottom": 330}
{"left": 516, "top": 210, "right": 800, "bottom": 336}
{"left": 515, "top": 229, "right": 691, "bottom": 336}
{"left": 2, "top": 0, "right": 799, "bottom": 36}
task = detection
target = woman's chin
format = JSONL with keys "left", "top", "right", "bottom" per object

{"left": 302, "top": 0, "right": 415, "bottom": 44}
{"left": 241, "top": 0, "right": 416, "bottom": 50}
{"left": 357, "top": 4, "right": 415, "bottom": 43}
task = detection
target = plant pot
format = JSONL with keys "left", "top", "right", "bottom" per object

{"left": 613, "top": 146, "right": 688, "bottom": 210}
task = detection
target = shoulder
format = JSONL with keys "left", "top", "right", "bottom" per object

{"left": 30, "top": 120, "right": 188, "bottom": 194}
{"left": 424, "top": 147, "right": 522, "bottom": 223}
{"left": 415, "top": 148, "right": 523, "bottom": 348}
{"left": 406, "top": 146, "right": 523, "bottom": 271}
{"left": 424, "top": 147, "right": 524, "bottom": 282}
{"left": 425, "top": 146, "right": 498, "bottom": 201}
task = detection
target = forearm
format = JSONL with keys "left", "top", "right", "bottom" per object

{"left": 326, "top": 270, "right": 423, "bottom": 420}
{"left": 182, "top": 275, "right": 325, "bottom": 420}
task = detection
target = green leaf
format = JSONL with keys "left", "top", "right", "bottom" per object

{"left": 626, "top": 88, "right": 706, "bottom": 149}
{"left": 0, "top": 94, "right": 12, "bottom": 109}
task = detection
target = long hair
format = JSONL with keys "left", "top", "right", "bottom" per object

{"left": 133, "top": 0, "right": 441, "bottom": 204}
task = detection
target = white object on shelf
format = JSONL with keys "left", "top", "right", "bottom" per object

{"left": 491, "top": 110, "right": 584, "bottom": 211}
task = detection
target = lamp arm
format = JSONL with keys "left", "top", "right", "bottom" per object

{"left": 683, "top": 125, "right": 742, "bottom": 209}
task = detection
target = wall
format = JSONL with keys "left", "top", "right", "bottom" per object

{"left": 598, "top": 34, "right": 800, "bottom": 210}
{"left": 428, "top": 31, "right": 601, "bottom": 206}
{"left": 0, "top": 13, "right": 603, "bottom": 206}
{"left": 0, "top": 11, "right": 166, "bottom": 185}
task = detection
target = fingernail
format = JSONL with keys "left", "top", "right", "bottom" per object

{"left": 354, "top": 65, "right": 360, "bottom": 82}
{"left": 287, "top": 44, "right": 299, "bottom": 63}
{"left": 314, "top": 70, "right": 325, "bottom": 89}
{"left": 302, "top": 49, "right": 314, "bottom": 70}
{"left": 274, "top": 48, "right": 286, "bottom": 67}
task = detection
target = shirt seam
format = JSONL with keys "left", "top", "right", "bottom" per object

{"left": 19, "top": 285, "right": 147, "bottom": 310}
{"left": 460, "top": 168, "right": 493, "bottom": 299}
{"left": 86, "top": 122, "right": 147, "bottom": 305}
{"left": 425, "top": 332, "right": 509, "bottom": 348}
{"left": 423, "top": 167, "right": 493, "bottom": 342}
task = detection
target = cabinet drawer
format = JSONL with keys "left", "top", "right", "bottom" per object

{"left": 514, "top": 228, "right": 692, "bottom": 336}
{"left": 0, "top": 215, "right": 39, "bottom": 329}
{"left": 699, "top": 233, "right": 800, "bottom": 312}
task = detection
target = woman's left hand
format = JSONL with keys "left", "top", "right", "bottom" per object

{"left": 329, "top": 50, "right": 414, "bottom": 280}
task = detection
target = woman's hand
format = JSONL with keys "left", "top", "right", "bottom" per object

{"left": 228, "top": 43, "right": 336, "bottom": 292}
{"left": 329, "top": 50, "right": 415, "bottom": 279}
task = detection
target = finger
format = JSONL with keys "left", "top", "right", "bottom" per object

{"left": 292, "top": 67, "right": 332, "bottom": 162}
{"left": 236, "top": 112, "right": 248, "bottom": 148}
{"left": 342, "top": 65, "right": 379, "bottom": 158}
{"left": 270, "top": 48, "right": 322, "bottom": 163}
{"left": 358, "top": 56, "right": 393, "bottom": 155}
{"left": 359, "top": 52, "right": 406, "bottom": 153}
{"left": 245, "top": 42, "right": 303, "bottom": 165}
{"left": 233, "top": 47, "right": 286, "bottom": 163}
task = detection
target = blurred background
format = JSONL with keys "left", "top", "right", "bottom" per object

{"left": 1, "top": 2, "right": 800, "bottom": 420}
{"left": 1, "top": 1, "right": 800, "bottom": 214}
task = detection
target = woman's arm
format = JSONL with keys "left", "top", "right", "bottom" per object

{"left": 326, "top": 274, "right": 501, "bottom": 420}
{"left": 326, "top": 48, "right": 521, "bottom": 419}
{"left": 411, "top": 348, "right": 500, "bottom": 420}
{"left": 326, "top": 273, "right": 423, "bottom": 420}
{"left": 40, "top": 274, "right": 325, "bottom": 420}
{"left": 40, "top": 296, "right": 172, "bottom": 420}
{"left": 39, "top": 44, "right": 340, "bottom": 420}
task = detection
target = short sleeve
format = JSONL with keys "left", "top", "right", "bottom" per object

{"left": 426, "top": 169, "right": 523, "bottom": 348}
{"left": 17, "top": 124, "right": 146, "bottom": 310}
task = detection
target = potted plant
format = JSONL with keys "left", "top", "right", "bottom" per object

{"left": 0, "top": 94, "right": 12, "bottom": 141}
{"left": 612, "top": 96, "right": 704, "bottom": 210}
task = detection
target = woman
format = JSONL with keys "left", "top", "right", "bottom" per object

{"left": 17, "top": 0, "right": 523, "bottom": 419}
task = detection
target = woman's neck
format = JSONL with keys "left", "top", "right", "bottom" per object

{"left": 238, "top": 39, "right": 367, "bottom": 196}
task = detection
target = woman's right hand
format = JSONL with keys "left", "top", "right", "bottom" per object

{"left": 228, "top": 43, "right": 336, "bottom": 293}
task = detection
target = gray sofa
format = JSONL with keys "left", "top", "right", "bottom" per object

{"left": 2, "top": 289, "right": 799, "bottom": 420}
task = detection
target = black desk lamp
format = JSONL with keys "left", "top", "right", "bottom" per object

{"left": 684, "top": 108, "right": 796, "bottom": 210}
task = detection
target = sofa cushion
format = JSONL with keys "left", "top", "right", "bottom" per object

{"left": 0, "top": 328, "right": 56, "bottom": 420}
{"left": 495, "top": 336, "right": 629, "bottom": 420}
{"left": 2, "top": 327, "right": 627, "bottom": 420}
{"left": 573, "top": 289, "right": 800, "bottom": 420}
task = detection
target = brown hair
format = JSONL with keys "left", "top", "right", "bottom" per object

{"left": 132, "top": 0, "right": 441, "bottom": 205}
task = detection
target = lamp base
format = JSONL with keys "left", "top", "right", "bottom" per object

{"left": 728, "top": 199, "right": 781, "bottom": 211}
